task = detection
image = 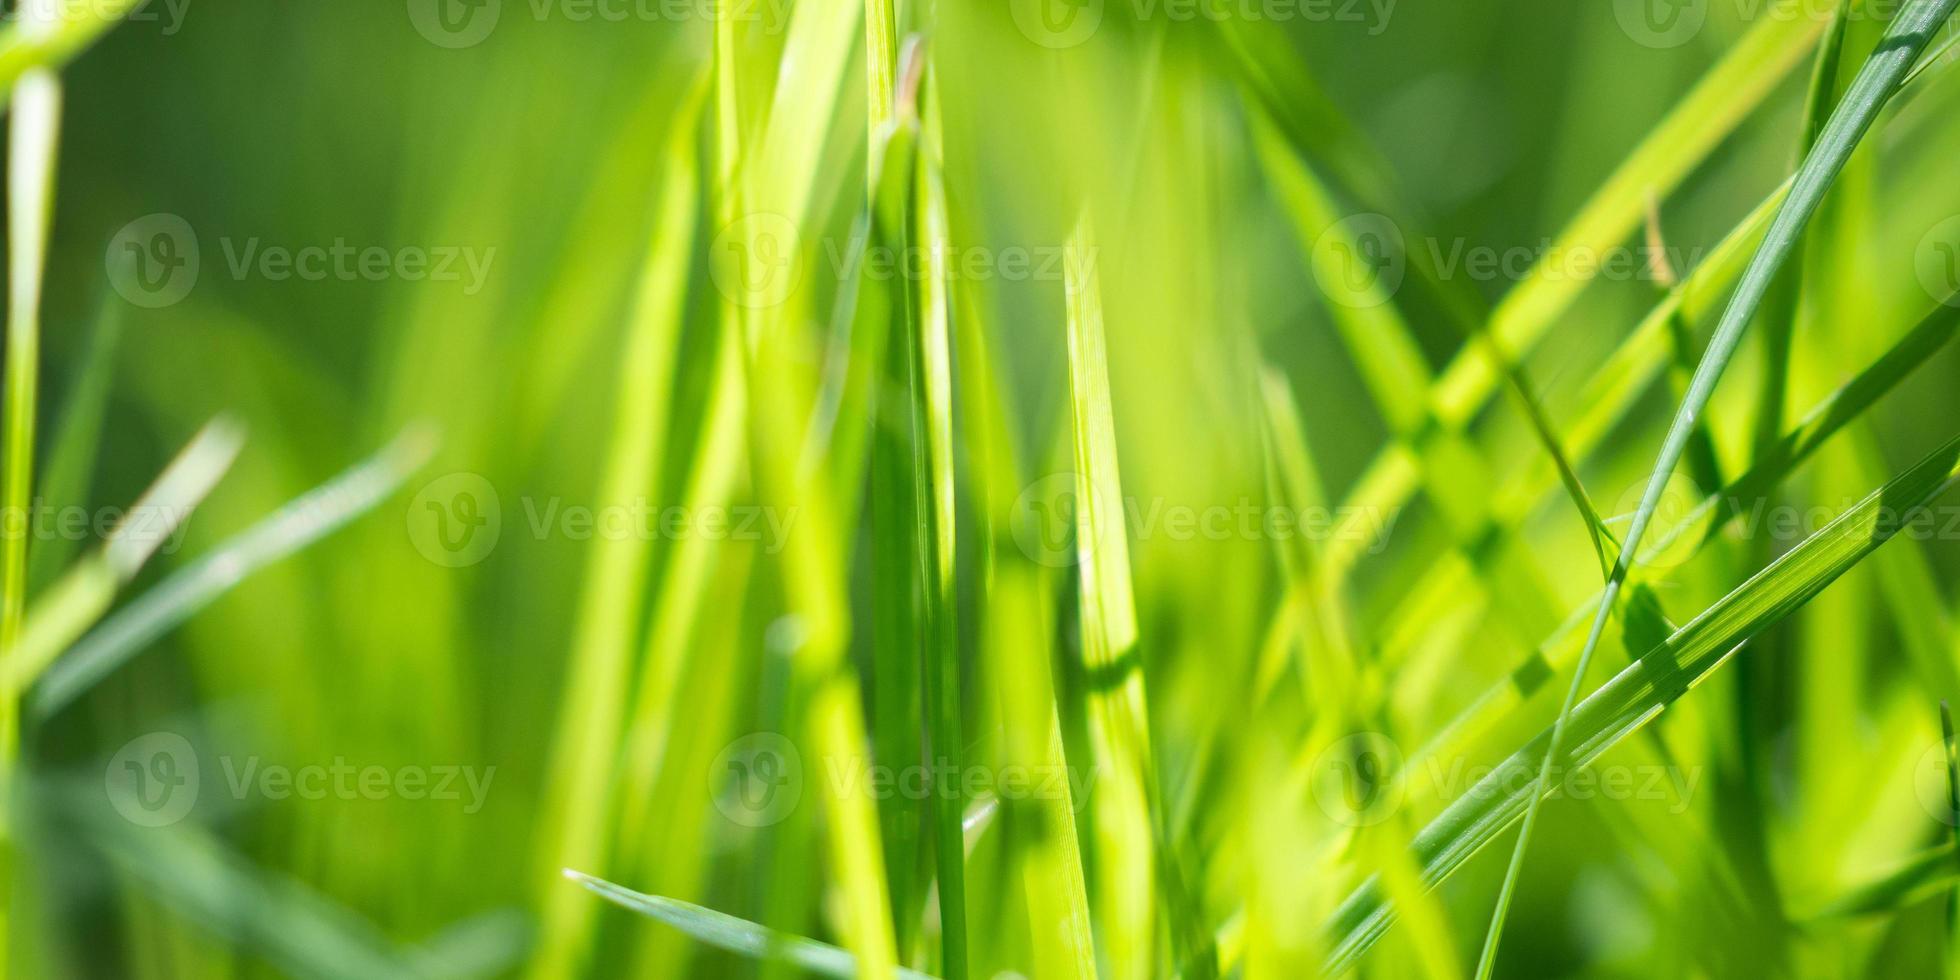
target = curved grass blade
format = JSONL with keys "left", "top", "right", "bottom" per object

{"left": 29, "top": 424, "right": 437, "bottom": 717}
{"left": 0, "top": 0, "right": 144, "bottom": 106}
{"left": 7, "top": 416, "right": 244, "bottom": 692}
{"left": 1474, "top": 4, "right": 1960, "bottom": 973}
{"left": 564, "top": 871, "right": 937, "bottom": 980}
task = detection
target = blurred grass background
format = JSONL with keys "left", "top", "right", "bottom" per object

{"left": 10, "top": 0, "right": 1960, "bottom": 976}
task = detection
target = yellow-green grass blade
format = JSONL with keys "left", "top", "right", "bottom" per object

{"left": 7, "top": 417, "right": 243, "bottom": 693}
{"left": 566, "top": 871, "right": 936, "bottom": 980}
{"left": 528, "top": 83, "right": 704, "bottom": 980}
{"left": 1372, "top": 183, "right": 1789, "bottom": 668}
{"left": 1064, "top": 214, "right": 1177, "bottom": 978}
{"left": 1333, "top": 432, "right": 1960, "bottom": 974}
{"left": 1477, "top": 4, "right": 1960, "bottom": 970}
{"left": 1320, "top": 8, "right": 1829, "bottom": 585}
{"left": 911, "top": 83, "right": 968, "bottom": 980}
{"left": 1213, "top": 293, "right": 1960, "bottom": 975}
{"left": 30, "top": 425, "right": 435, "bottom": 717}
{"left": 934, "top": 137, "right": 1096, "bottom": 975}
{"left": 1, "top": 9, "right": 61, "bottom": 960}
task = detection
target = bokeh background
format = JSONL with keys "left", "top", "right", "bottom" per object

{"left": 16, "top": 0, "right": 1960, "bottom": 976}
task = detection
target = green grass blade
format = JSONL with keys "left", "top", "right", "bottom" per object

{"left": 1064, "top": 214, "right": 1160, "bottom": 979}
{"left": 1474, "top": 4, "right": 1960, "bottom": 973}
{"left": 29, "top": 302, "right": 122, "bottom": 593}
{"left": 7, "top": 416, "right": 243, "bottom": 691}
{"left": 530, "top": 81, "right": 703, "bottom": 980}
{"left": 29, "top": 424, "right": 436, "bottom": 717}
{"left": 1333, "top": 432, "right": 1960, "bottom": 975}
{"left": 564, "top": 871, "right": 937, "bottom": 980}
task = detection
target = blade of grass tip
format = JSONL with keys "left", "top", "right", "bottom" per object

{"left": 1474, "top": 3, "right": 1960, "bottom": 974}
{"left": 1065, "top": 215, "right": 1156, "bottom": 979}
{"left": 1064, "top": 214, "right": 1211, "bottom": 977}
{"left": 564, "top": 871, "right": 938, "bottom": 980}
{"left": 1329, "top": 433, "right": 1960, "bottom": 974}
{"left": 7, "top": 416, "right": 244, "bottom": 692}
{"left": 29, "top": 423, "right": 437, "bottom": 717}
{"left": 530, "top": 77, "right": 704, "bottom": 980}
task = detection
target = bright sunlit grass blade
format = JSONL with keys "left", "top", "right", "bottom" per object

{"left": 1475, "top": 4, "right": 1960, "bottom": 973}
{"left": 565, "top": 870, "right": 936, "bottom": 980}
{"left": 530, "top": 79, "right": 703, "bottom": 980}
{"left": 30, "top": 424, "right": 436, "bottom": 717}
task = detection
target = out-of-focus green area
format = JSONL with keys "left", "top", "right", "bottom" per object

{"left": 10, "top": 0, "right": 1960, "bottom": 976}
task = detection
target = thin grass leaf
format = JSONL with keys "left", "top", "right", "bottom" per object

{"left": 7, "top": 416, "right": 243, "bottom": 691}
{"left": 1806, "top": 842, "right": 1957, "bottom": 919}
{"left": 29, "top": 302, "right": 122, "bottom": 593}
{"left": 1332, "top": 432, "right": 1960, "bottom": 975}
{"left": 1475, "top": 4, "right": 1960, "bottom": 973}
{"left": 906, "top": 61, "right": 969, "bottom": 980}
{"left": 564, "top": 870, "right": 936, "bottom": 980}
{"left": 530, "top": 78, "right": 704, "bottom": 980}
{"left": 30, "top": 424, "right": 436, "bottom": 717}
